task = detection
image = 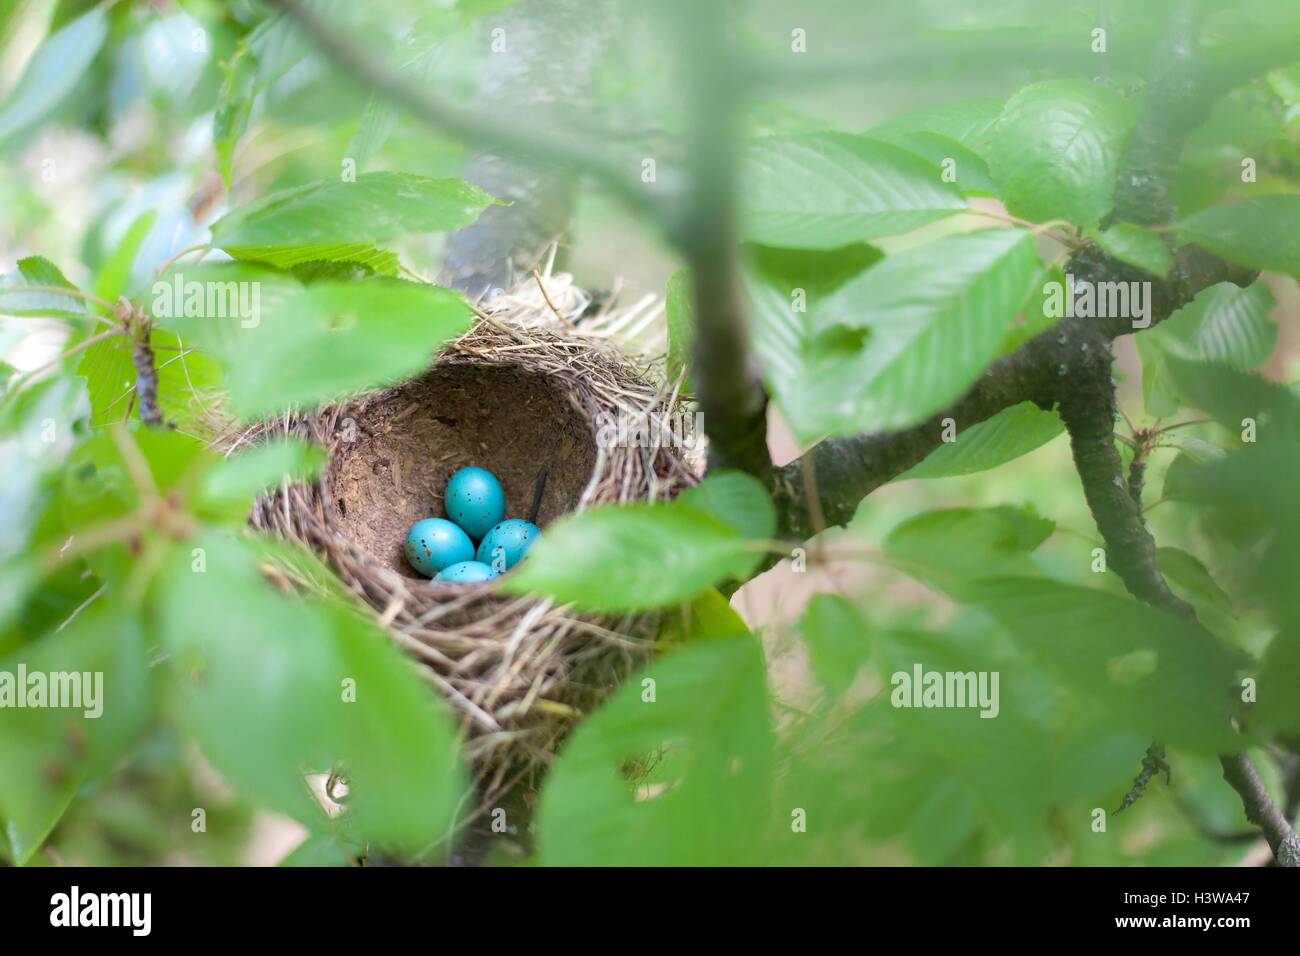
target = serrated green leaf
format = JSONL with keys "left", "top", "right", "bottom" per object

{"left": 1137, "top": 282, "right": 1276, "bottom": 417}
{"left": 901, "top": 402, "right": 1064, "bottom": 479}
{"left": 1177, "top": 196, "right": 1300, "bottom": 276}
{"left": 989, "top": 80, "right": 1139, "bottom": 228}
{"left": 537, "top": 635, "right": 772, "bottom": 865}
{"left": 0, "top": 9, "right": 108, "bottom": 149}
{"left": 229, "top": 243, "right": 402, "bottom": 277}
{"left": 866, "top": 130, "right": 997, "bottom": 197}
{"left": 210, "top": 172, "right": 496, "bottom": 252}
{"left": 869, "top": 97, "right": 1004, "bottom": 155}
{"left": 741, "top": 133, "right": 967, "bottom": 249}
{"left": 0, "top": 257, "right": 86, "bottom": 319}
{"left": 156, "top": 265, "right": 473, "bottom": 418}
{"left": 774, "top": 228, "right": 1040, "bottom": 437}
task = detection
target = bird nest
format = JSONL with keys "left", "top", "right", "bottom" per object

{"left": 231, "top": 275, "right": 699, "bottom": 806}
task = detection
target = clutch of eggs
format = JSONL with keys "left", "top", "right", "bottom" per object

{"left": 404, "top": 467, "right": 540, "bottom": 583}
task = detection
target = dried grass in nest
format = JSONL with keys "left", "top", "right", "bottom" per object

{"left": 226, "top": 273, "right": 700, "bottom": 806}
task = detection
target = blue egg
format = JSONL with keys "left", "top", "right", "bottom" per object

{"left": 435, "top": 560, "right": 499, "bottom": 584}
{"left": 404, "top": 518, "right": 474, "bottom": 578}
{"left": 445, "top": 466, "right": 506, "bottom": 539}
{"left": 476, "top": 519, "right": 540, "bottom": 573}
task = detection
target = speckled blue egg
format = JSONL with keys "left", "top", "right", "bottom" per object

{"left": 434, "top": 560, "right": 499, "bottom": 584}
{"left": 404, "top": 518, "right": 474, "bottom": 578}
{"left": 476, "top": 519, "right": 540, "bottom": 573}
{"left": 445, "top": 467, "right": 506, "bottom": 539}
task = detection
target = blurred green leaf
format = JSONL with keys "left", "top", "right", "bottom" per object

{"left": 505, "top": 473, "right": 773, "bottom": 611}
{"left": 0, "top": 257, "right": 87, "bottom": 319}
{"left": 158, "top": 532, "right": 467, "bottom": 855}
{"left": 677, "top": 469, "right": 777, "bottom": 542}
{"left": 1137, "top": 281, "right": 1276, "bottom": 416}
{"left": 210, "top": 172, "right": 497, "bottom": 252}
{"left": 537, "top": 635, "right": 772, "bottom": 865}
{"left": 741, "top": 133, "right": 967, "bottom": 249}
{"left": 1177, "top": 196, "right": 1300, "bottom": 276}
{"left": 157, "top": 265, "right": 473, "bottom": 418}
{"left": 1156, "top": 546, "right": 1235, "bottom": 617}
{"left": 0, "top": 609, "right": 151, "bottom": 865}
{"left": 967, "top": 577, "right": 1247, "bottom": 753}
{"left": 0, "top": 8, "right": 107, "bottom": 149}
{"left": 1093, "top": 224, "right": 1174, "bottom": 278}
{"left": 198, "top": 437, "right": 325, "bottom": 520}
{"left": 989, "top": 80, "right": 1139, "bottom": 228}
{"left": 799, "top": 594, "right": 870, "bottom": 695}
{"left": 885, "top": 505, "right": 1054, "bottom": 596}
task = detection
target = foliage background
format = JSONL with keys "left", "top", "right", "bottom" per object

{"left": 1, "top": 0, "right": 1299, "bottom": 866}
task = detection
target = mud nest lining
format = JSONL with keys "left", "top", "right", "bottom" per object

{"left": 231, "top": 283, "right": 698, "bottom": 804}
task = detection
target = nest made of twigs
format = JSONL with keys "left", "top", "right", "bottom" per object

{"left": 230, "top": 274, "right": 699, "bottom": 803}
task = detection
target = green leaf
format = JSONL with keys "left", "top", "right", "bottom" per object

{"left": 95, "top": 211, "right": 157, "bottom": 302}
{"left": 677, "top": 469, "right": 777, "bottom": 542}
{"left": 210, "top": 172, "right": 496, "bottom": 252}
{"left": 157, "top": 265, "right": 473, "bottom": 418}
{"left": 1256, "top": 633, "right": 1300, "bottom": 737}
{"left": 0, "top": 257, "right": 86, "bottom": 319}
{"left": 1177, "top": 196, "right": 1300, "bottom": 276}
{"left": 743, "top": 242, "right": 883, "bottom": 417}
{"left": 228, "top": 243, "right": 402, "bottom": 277}
{"left": 1094, "top": 224, "right": 1175, "bottom": 278}
{"left": 76, "top": 324, "right": 223, "bottom": 429}
{"left": 657, "top": 589, "right": 750, "bottom": 646}
{"left": 0, "top": 609, "right": 151, "bottom": 865}
{"left": 504, "top": 473, "right": 773, "bottom": 611}
{"left": 967, "top": 577, "right": 1247, "bottom": 752}
{"left": 873, "top": 627, "right": 1051, "bottom": 843}
{"left": 885, "top": 505, "right": 1054, "bottom": 597}
{"left": 158, "top": 533, "right": 467, "bottom": 854}
{"left": 1137, "top": 282, "right": 1277, "bottom": 416}
{"left": 988, "top": 80, "right": 1139, "bottom": 228}
{"left": 799, "top": 594, "right": 870, "bottom": 695}
{"left": 868, "top": 97, "right": 1004, "bottom": 155}
{"left": 782, "top": 229, "right": 1040, "bottom": 437}
{"left": 536, "top": 635, "right": 773, "bottom": 865}
{"left": 901, "top": 402, "right": 1064, "bottom": 479}
{"left": 665, "top": 270, "right": 694, "bottom": 390}
{"left": 741, "top": 133, "right": 967, "bottom": 249}
{"left": 198, "top": 437, "right": 325, "bottom": 519}
{"left": 0, "top": 9, "right": 108, "bottom": 149}
{"left": 1156, "top": 547, "right": 1235, "bottom": 617}
{"left": 865, "top": 130, "right": 997, "bottom": 197}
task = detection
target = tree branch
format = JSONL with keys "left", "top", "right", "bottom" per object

{"left": 672, "top": 1, "right": 772, "bottom": 482}
{"left": 771, "top": 244, "right": 1253, "bottom": 540}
